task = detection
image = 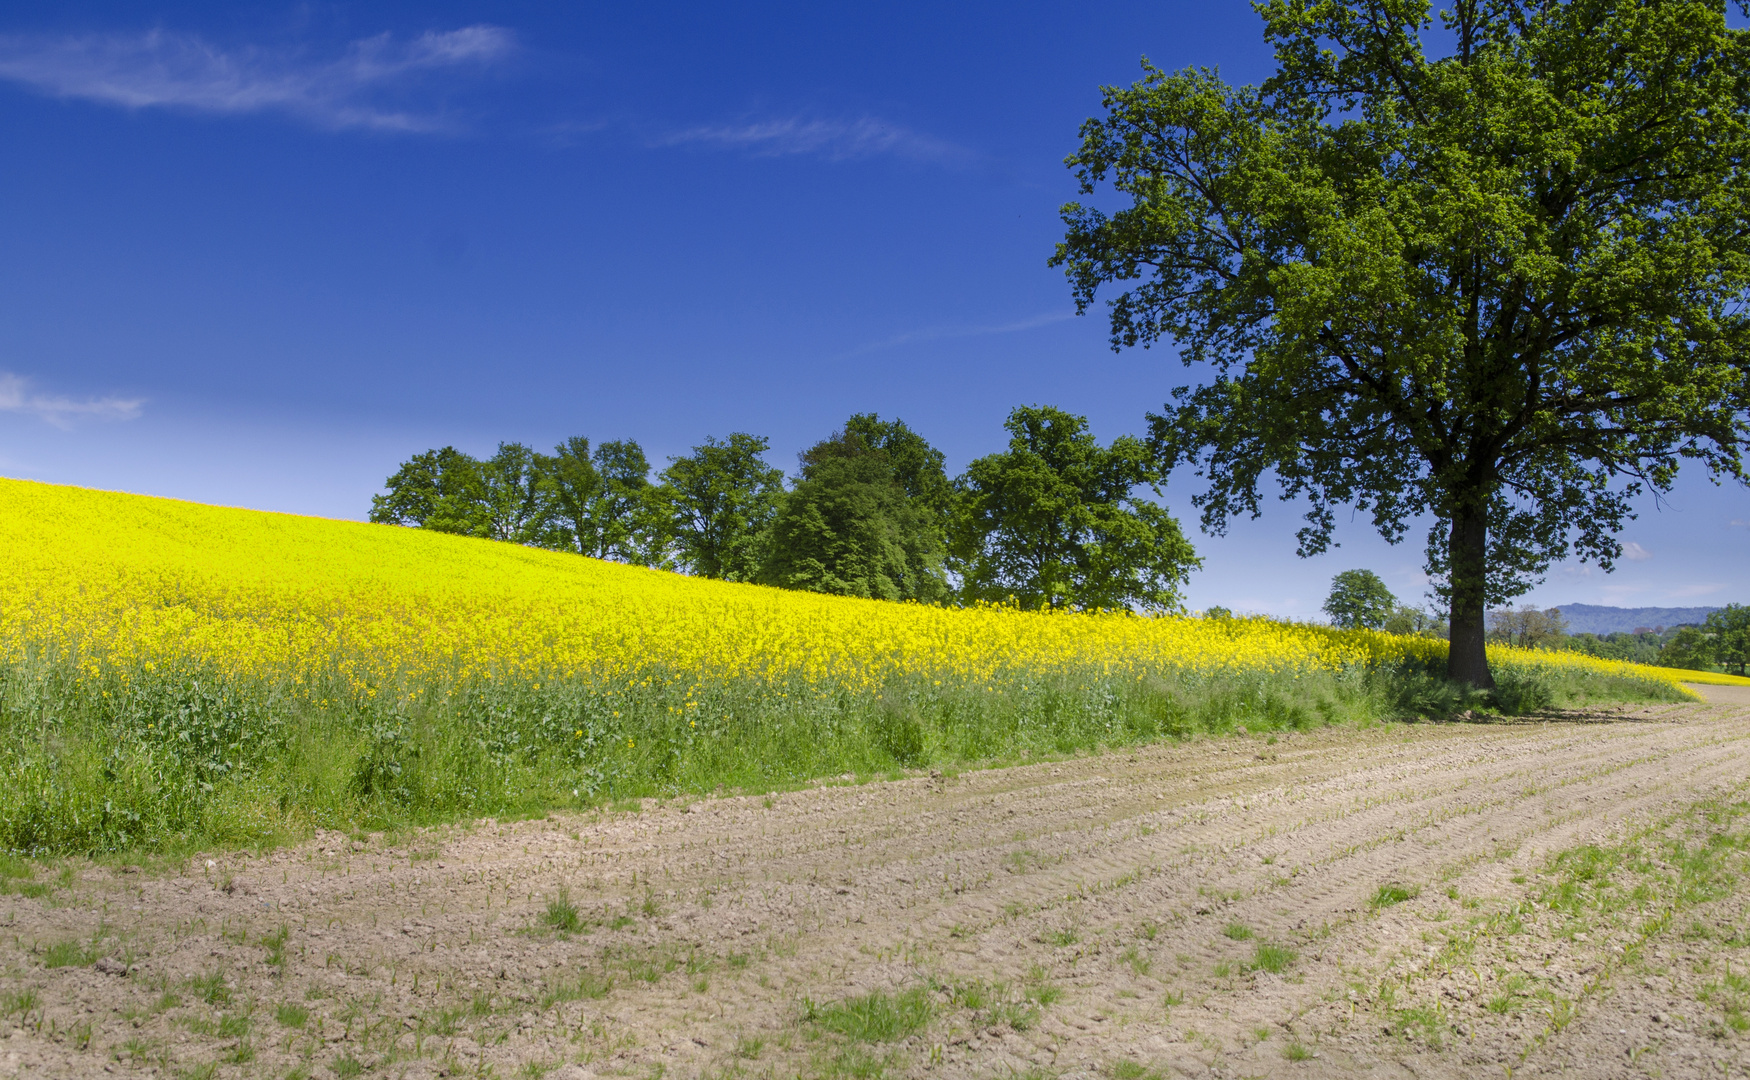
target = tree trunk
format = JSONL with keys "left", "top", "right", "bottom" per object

{"left": 1446, "top": 510, "right": 1495, "bottom": 689}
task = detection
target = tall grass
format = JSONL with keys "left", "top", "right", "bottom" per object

{"left": 0, "top": 642, "right": 1685, "bottom": 857}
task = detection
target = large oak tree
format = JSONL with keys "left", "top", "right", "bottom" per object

{"left": 1053, "top": 0, "right": 1750, "bottom": 686}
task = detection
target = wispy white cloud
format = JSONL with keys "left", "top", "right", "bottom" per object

{"left": 837, "top": 312, "right": 1075, "bottom": 360}
{"left": 0, "top": 25, "right": 512, "bottom": 131}
{"left": 1621, "top": 541, "right": 1652, "bottom": 561}
{"left": 658, "top": 115, "right": 972, "bottom": 166}
{"left": 0, "top": 373, "right": 143, "bottom": 429}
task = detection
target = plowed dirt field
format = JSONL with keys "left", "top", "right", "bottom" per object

{"left": 4, "top": 688, "right": 1750, "bottom": 1079}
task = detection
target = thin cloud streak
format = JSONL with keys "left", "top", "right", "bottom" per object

{"left": 0, "top": 26, "right": 513, "bottom": 131}
{"left": 836, "top": 312, "right": 1076, "bottom": 360}
{"left": 658, "top": 115, "right": 973, "bottom": 166}
{"left": 0, "top": 373, "right": 143, "bottom": 430}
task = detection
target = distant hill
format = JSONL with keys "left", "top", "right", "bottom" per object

{"left": 1554, "top": 603, "right": 1722, "bottom": 635}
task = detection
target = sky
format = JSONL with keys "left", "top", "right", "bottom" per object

{"left": 0, "top": 1, "right": 1745, "bottom": 619}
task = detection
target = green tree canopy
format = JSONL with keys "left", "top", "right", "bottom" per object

{"left": 841, "top": 413, "right": 955, "bottom": 522}
{"left": 540, "top": 437, "right": 661, "bottom": 564}
{"left": 758, "top": 425, "right": 948, "bottom": 602}
{"left": 369, "top": 446, "right": 488, "bottom": 536}
{"left": 476, "top": 442, "right": 548, "bottom": 544}
{"left": 1053, "top": 0, "right": 1750, "bottom": 686}
{"left": 659, "top": 433, "right": 785, "bottom": 581}
{"left": 1323, "top": 569, "right": 1397, "bottom": 630}
{"left": 1486, "top": 605, "right": 1568, "bottom": 649}
{"left": 948, "top": 405, "right": 1199, "bottom": 611}
{"left": 1705, "top": 604, "right": 1750, "bottom": 676}
{"left": 1658, "top": 625, "right": 1715, "bottom": 671}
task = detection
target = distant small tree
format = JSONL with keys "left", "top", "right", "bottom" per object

{"left": 1658, "top": 626, "right": 1715, "bottom": 672}
{"left": 658, "top": 433, "right": 785, "bottom": 581}
{"left": 759, "top": 426, "right": 948, "bottom": 602}
{"left": 1203, "top": 605, "right": 1233, "bottom": 620}
{"left": 1487, "top": 606, "right": 1568, "bottom": 649}
{"left": 1383, "top": 604, "right": 1444, "bottom": 639}
{"left": 948, "top": 405, "right": 1199, "bottom": 612}
{"left": 1705, "top": 604, "right": 1750, "bottom": 676}
{"left": 1323, "top": 570, "right": 1396, "bottom": 630}
{"left": 369, "top": 446, "right": 489, "bottom": 536}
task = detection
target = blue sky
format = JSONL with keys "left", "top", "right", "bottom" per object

{"left": 0, "top": 1, "right": 1745, "bottom": 618}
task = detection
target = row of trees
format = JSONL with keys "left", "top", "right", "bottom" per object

{"left": 1325, "top": 567, "right": 1750, "bottom": 675}
{"left": 1483, "top": 604, "right": 1750, "bottom": 675}
{"left": 370, "top": 407, "right": 1201, "bottom": 612}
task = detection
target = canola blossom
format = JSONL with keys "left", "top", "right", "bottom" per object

{"left": 0, "top": 478, "right": 1723, "bottom": 854}
{"left": 0, "top": 478, "right": 1723, "bottom": 696}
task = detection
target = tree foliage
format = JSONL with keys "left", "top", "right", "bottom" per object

{"left": 542, "top": 437, "right": 662, "bottom": 564}
{"left": 1658, "top": 626, "right": 1715, "bottom": 671}
{"left": 948, "top": 405, "right": 1199, "bottom": 611}
{"left": 1052, "top": 0, "right": 1750, "bottom": 686}
{"left": 658, "top": 433, "right": 785, "bottom": 581}
{"left": 1705, "top": 603, "right": 1750, "bottom": 675}
{"left": 1323, "top": 569, "right": 1396, "bottom": 630}
{"left": 758, "top": 423, "right": 949, "bottom": 601}
{"left": 369, "top": 446, "right": 487, "bottom": 535}
{"left": 1486, "top": 605, "right": 1569, "bottom": 649}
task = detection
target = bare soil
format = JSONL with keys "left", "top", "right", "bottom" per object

{"left": 4, "top": 691, "right": 1750, "bottom": 1080}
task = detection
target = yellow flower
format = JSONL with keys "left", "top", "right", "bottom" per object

{"left": 0, "top": 475, "right": 1703, "bottom": 728}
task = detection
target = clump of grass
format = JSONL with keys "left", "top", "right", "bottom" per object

{"left": 543, "top": 887, "right": 581, "bottom": 934}
{"left": 1285, "top": 1041, "right": 1312, "bottom": 1061}
{"left": 804, "top": 987, "right": 935, "bottom": 1042}
{"left": 1248, "top": 942, "right": 1297, "bottom": 975}
{"left": 1370, "top": 883, "right": 1420, "bottom": 910}
{"left": 1222, "top": 922, "right": 1253, "bottom": 941}
{"left": 1119, "top": 945, "right": 1151, "bottom": 976}
{"left": 260, "top": 924, "right": 289, "bottom": 968}
{"left": 188, "top": 971, "right": 230, "bottom": 1007}
{"left": 41, "top": 938, "right": 93, "bottom": 968}
{"left": 1, "top": 988, "right": 38, "bottom": 1016}
{"left": 274, "top": 1003, "right": 308, "bottom": 1028}
{"left": 542, "top": 971, "right": 612, "bottom": 1006}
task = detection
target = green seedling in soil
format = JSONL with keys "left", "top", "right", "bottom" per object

{"left": 1120, "top": 945, "right": 1151, "bottom": 976}
{"left": 1248, "top": 943, "right": 1297, "bottom": 975}
{"left": 42, "top": 938, "right": 93, "bottom": 968}
{"left": 274, "top": 1003, "right": 308, "bottom": 1029}
{"left": 1370, "top": 884, "right": 1419, "bottom": 910}
{"left": 544, "top": 887, "right": 582, "bottom": 934}
{"left": 260, "top": 925, "right": 289, "bottom": 968}
{"left": 803, "top": 987, "right": 935, "bottom": 1042}
{"left": 187, "top": 972, "right": 230, "bottom": 1007}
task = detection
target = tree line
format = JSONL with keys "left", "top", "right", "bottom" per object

{"left": 370, "top": 406, "right": 1200, "bottom": 612}
{"left": 1322, "top": 568, "right": 1750, "bottom": 675}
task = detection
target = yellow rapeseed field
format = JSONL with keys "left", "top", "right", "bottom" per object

{"left": 0, "top": 477, "right": 1720, "bottom": 695}
{"left": 0, "top": 477, "right": 1722, "bottom": 853}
